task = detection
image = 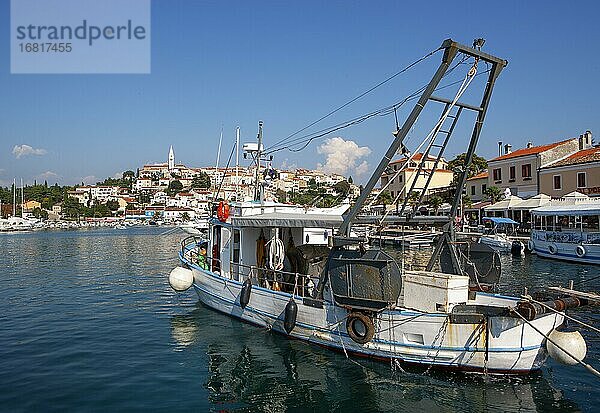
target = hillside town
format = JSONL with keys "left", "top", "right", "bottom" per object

{"left": 1, "top": 130, "right": 599, "bottom": 229}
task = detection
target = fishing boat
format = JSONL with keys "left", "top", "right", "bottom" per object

{"left": 169, "top": 39, "right": 595, "bottom": 374}
{"left": 530, "top": 200, "right": 600, "bottom": 264}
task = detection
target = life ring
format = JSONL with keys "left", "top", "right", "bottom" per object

{"left": 346, "top": 312, "right": 375, "bottom": 344}
{"left": 548, "top": 243, "right": 557, "bottom": 255}
{"left": 576, "top": 245, "right": 586, "bottom": 258}
{"left": 527, "top": 240, "right": 534, "bottom": 252}
{"left": 217, "top": 201, "right": 230, "bottom": 222}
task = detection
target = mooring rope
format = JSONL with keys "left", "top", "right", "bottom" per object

{"left": 509, "top": 308, "right": 600, "bottom": 379}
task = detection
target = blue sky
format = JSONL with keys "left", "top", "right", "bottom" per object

{"left": 1, "top": 0, "right": 599, "bottom": 186}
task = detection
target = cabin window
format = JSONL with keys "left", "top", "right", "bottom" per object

{"left": 470, "top": 185, "right": 475, "bottom": 195}
{"left": 577, "top": 172, "right": 586, "bottom": 188}
{"left": 522, "top": 164, "right": 532, "bottom": 179}
{"left": 390, "top": 191, "right": 395, "bottom": 198}
{"left": 509, "top": 166, "right": 516, "bottom": 181}
{"left": 553, "top": 175, "right": 562, "bottom": 190}
{"left": 232, "top": 229, "right": 240, "bottom": 280}
{"left": 582, "top": 215, "right": 599, "bottom": 232}
{"left": 493, "top": 168, "right": 502, "bottom": 182}
{"left": 410, "top": 162, "right": 417, "bottom": 167}
{"left": 482, "top": 184, "right": 487, "bottom": 193}
{"left": 398, "top": 175, "right": 403, "bottom": 183}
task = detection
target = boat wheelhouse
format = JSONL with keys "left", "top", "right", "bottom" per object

{"left": 530, "top": 201, "right": 600, "bottom": 264}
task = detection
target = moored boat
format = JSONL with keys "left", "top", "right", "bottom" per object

{"left": 169, "top": 39, "right": 595, "bottom": 375}
{"left": 478, "top": 217, "right": 520, "bottom": 253}
{"left": 530, "top": 201, "right": 600, "bottom": 264}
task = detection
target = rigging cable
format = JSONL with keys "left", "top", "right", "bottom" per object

{"left": 265, "top": 58, "right": 486, "bottom": 156}
{"left": 212, "top": 141, "right": 237, "bottom": 203}
{"left": 263, "top": 46, "right": 444, "bottom": 153}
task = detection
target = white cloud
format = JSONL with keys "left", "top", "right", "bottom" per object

{"left": 280, "top": 159, "right": 297, "bottom": 171}
{"left": 355, "top": 160, "right": 370, "bottom": 177}
{"left": 317, "top": 137, "right": 371, "bottom": 177}
{"left": 37, "top": 171, "right": 59, "bottom": 179}
{"left": 12, "top": 144, "right": 47, "bottom": 159}
{"left": 82, "top": 175, "right": 97, "bottom": 185}
{"left": 35, "top": 171, "right": 60, "bottom": 182}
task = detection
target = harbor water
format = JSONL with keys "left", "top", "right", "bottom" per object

{"left": 1, "top": 227, "right": 598, "bottom": 412}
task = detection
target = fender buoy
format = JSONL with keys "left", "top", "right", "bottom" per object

{"left": 511, "top": 240, "right": 525, "bottom": 257}
{"left": 576, "top": 245, "right": 586, "bottom": 258}
{"left": 547, "top": 329, "right": 587, "bottom": 365}
{"left": 548, "top": 243, "right": 557, "bottom": 255}
{"left": 240, "top": 278, "right": 252, "bottom": 309}
{"left": 168, "top": 267, "right": 194, "bottom": 292}
{"left": 217, "top": 201, "right": 230, "bottom": 222}
{"left": 346, "top": 312, "right": 375, "bottom": 344}
{"left": 284, "top": 298, "right": 298, "bottom": 334}
{"left": 527, "top": 240, "right": 534, "bottom": 252}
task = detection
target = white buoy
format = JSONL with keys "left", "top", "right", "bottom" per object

{"left": 169, "top": 267, "right": 194, "bottom": 292}
{"left": 547, "top": 329, "right": 587, "bottom": 365}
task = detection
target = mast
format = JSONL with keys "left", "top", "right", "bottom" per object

{"left": 215, "top": 126, "right": 223, "bottom": 197}
{"left": 254, "top": 121, "right": 264, "bottom": 203}
{"left": 13, "top": 178, "right": 16, "bottom": 217}
{"left": 21, "top": 178, "right": 24, "bottom": 217}
{"left": 235, "top": 126, "right": 240, "bottom": 201}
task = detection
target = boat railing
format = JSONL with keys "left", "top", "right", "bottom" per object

{"left": 233, "top": 262, "right": 317, "bottom": 298}
{"left": 180, "top": 235, "right": 317, "bottom": 298}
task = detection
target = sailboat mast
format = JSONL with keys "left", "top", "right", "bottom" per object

{"left": 21, "top": 178, "right": 24, "bottom": 217}
{"left": 13, "top": 178, "right": 16, "bottom": 217}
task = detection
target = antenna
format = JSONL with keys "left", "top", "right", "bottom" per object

{"left": 254, "top": 121, "right": 264, "bottom": 203}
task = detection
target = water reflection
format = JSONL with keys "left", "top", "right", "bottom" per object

{"left": 171, "top": 305, "right": 581, "bottom": 412}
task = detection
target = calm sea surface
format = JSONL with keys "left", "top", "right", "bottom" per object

{"left": 1, "top": 227, "right": 598, "bottom": 412}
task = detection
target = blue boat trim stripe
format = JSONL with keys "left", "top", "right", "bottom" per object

{"left": 191, "top": 281, "right": 541, "bottom": 354}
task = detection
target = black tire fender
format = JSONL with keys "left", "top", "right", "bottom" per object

{"left": 346, "top": 312, "right": 375, "bottom": 344}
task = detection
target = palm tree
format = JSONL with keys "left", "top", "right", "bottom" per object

{"left": 428, "top": 195, "right": 443, "bottom": 214}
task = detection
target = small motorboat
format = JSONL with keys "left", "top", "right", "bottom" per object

{"left": 479, "top": 217, "right": 520, "bottom": 253}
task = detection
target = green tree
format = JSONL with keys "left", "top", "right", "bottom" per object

{"left": 191, "top": 172, "right": 211, "bottom": 189}
{"left": 167, "top": 180, "right": 183, "bottom": 196}
{"left": 106, "top": 200, "right": 120, "bottom": 211}
{"left": 180, "top": 212, "right": 190, "bottom": 222}
{"left": 428, "top": 195, "right": 444, "bottom": 214}
{"left": 333, "top": 180, "right": 350, "bottom": 196}
{"left": 376, "top": 191, "right": 393, "bottom": 206}
{"left": 348, "top": 176, "right": 353, "bottom": 184}
{"left": 407, "top": 191, "right": 420, "bottom": 207}
{"left": 448, "top": 153, "right": 488, "bottom": 179}
{"left": 276, "top": 189, "right": 287, "bottom": 203}
{"left": 32, "top": 207, "right": 48, "bottom": 219}
{"left": 484, "top": 186, "right": 502, "bottom": 203}
{"left": 462, "top": 194, "right": 473, "bottom": 209}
